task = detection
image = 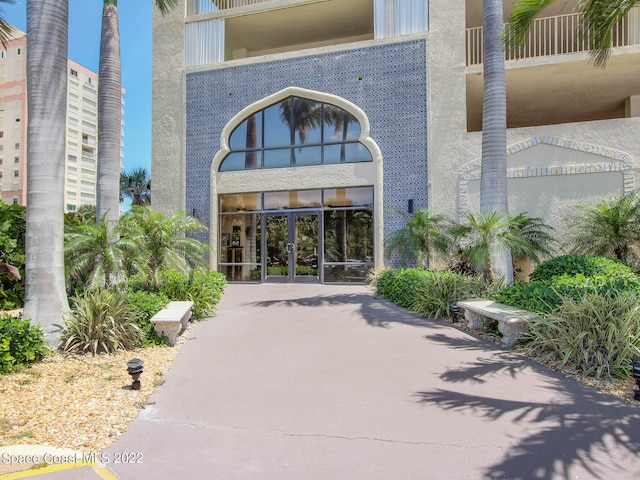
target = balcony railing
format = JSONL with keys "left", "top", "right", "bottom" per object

{"left": 466, "top": 6, "right": 640, "bottom": 66}
{"left": 186, "top": 0, "right": 274, "bottom": 16}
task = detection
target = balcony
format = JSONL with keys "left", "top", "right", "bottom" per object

{"left": 186, "top": 0, "right": 313, "bottom": 17}
{"left": 466, "top": 7, "right": 640, "bottom": 66}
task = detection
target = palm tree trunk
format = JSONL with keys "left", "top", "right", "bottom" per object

{"left": 97, "top": 0, "right": 122, "bottom": 226}
{"left": 24, "top": 0, "right": 70, "bottom": 346}
{"left": 481, "top": 0, "right": 513, "bottom": 284}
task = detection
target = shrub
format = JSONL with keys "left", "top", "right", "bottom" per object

{"left": 412, "top": 271, "right": 499, "bottom": 319}
{"left": 529, "top": 255, "right": 637, "bottom": 282}
{"left": 187, "top": 269, "right": 226, "bottom": 320}
{"left": 491, "top": 274, "right": 640, "bottom": 314}
{"left": 375, "top": 268, "right": 434, "bottom": 309}
{"left": 126, "top": 290, "right": 170, "bottom": 346}
{"left": 526, "top": 290, "right": 640, "bottom": 378}
{"left": 158, "top": 270, "right": 190, "bottom": 300}
{"left": 0, "top": 315, "right": 48, "bottom": 373}
{"left": 157, "top": 269, "right": 226, "bottom": 320}
{"left": 62, "top": 290, "right": 144, "bottom": 355}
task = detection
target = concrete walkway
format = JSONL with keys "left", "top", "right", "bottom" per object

{"left": 16, "top": 284, "right": 640, "bottom": 479}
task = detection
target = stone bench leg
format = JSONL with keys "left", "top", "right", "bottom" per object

{"left": 498, "top": 322, "right": 528, "bottom": 348}
{"left": 151, "top": 320, "right": 181, "bottom": 346}
{"left": 464, "top": 310, "right": 484, "bottom": 330}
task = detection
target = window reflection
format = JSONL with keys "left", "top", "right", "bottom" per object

{"left": 220, "top": 96, "right": 372, "bottom": 171}
{"left": 323, "top": 187, "right": 373, "bottom": 208}
{"left": 220, "top": 193, "right": 262, "bottom": 212}
{"left": 229, "top": 112, "right": 262, "bottom": 150}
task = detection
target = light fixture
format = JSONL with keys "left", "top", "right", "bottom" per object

{"left": 450, "top": 303, "right": 461, "bottom": 323}
{"left": 127, "top": 358, "right": 144, "bottom": 391}
{"left": 632, "top": 359, "right": 640, "bottom": 401}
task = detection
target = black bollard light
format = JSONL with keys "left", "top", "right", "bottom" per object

{"left": 127, "top": 358, "right": 144, "bottom": 391}
{"left": 632, "top": 359, "right": 640, "bottom": 401}
{"left": 450, "top": 303, "right": 461, "bottom": 323}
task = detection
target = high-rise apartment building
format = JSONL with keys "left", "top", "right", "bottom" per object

{"left": 152, "top": 0, "right": 640, "bottom": 283}
{"left": 0, "top": 28, "right": 124, "bottom": 212}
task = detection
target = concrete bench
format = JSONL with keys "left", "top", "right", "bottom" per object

{"left": 456, "top": 299, "right": 540, "bottom": 347}
{"left": 150, "top": 301, "right": 194, "bottom": 346}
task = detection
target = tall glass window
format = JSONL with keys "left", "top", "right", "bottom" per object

{"left": 218, "top": 187, "right": 374, "bottom": 283}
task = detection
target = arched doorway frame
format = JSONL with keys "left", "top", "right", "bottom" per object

{"left": 209, "top": 86, "right": 384, "bottom": 278}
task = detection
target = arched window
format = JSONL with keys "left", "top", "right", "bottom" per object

{"left": 219, "top": 96, "right": 373, "bottom": 172}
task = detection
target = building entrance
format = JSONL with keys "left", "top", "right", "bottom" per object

{"left": 265, "top": 212, "right": 320, "bottom": 283}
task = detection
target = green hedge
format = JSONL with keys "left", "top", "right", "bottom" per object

{"left": 126, "top": 290, "right": 170, "bottom": 346}
{"left": 376, "top": 268, "right": 434, "bottom": 309}
{"left": 529, "top": 255, "right": 637, "bottom": 282}
{"left": 491, "top": 274, "right": 640, "bottom": 313}
{"left": 0, "top": 315, "right": 48, "bottom": 373}
{"left": 376, "top": 268, "right": 495, "bottom": 317}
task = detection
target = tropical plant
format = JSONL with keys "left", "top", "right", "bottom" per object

{"left": 125, "top": 290, "right": 169, "bottom": 346}
{"left": 0, "top": 201, "right": 26, "bottom": 308}
{"left": 23, "top": 0, "right": 70, "bottom": 346}
{"left": 0, "top": 0, "right": 13, "bottom": 47}
{"left": 564, "top": 191, "right": 640, "bottom": 263}
{"left": 61, "top": 289, "right": 144, "bottom": 355}
{"left": 120, "top": 167, "right": 151, "bottom": 206}
{"left": 0, "top": 314, "right": 49, "bottom": 374}
{"left": 507, "top": 0, "right": 640, "bottom": 67}
{"left": 450, "top": 211, "right": 554, "bottom": 282}
{"left": 526, "top": 289, "right": 640, "bottom": 378}
{"left": 64, "top": 204, "right": 97, "bottom": 228}
{"left": 64, "top": 213, "right": 143, "bottom": 291}
{"left": 530, "top": 255, "right": 638, "bottom": 282}
{"left": 481, "top": 0, "right": 513, "bottom": 284}
{"left": 97, "top": 0, "right": 177, "bottom": 224}
{"left": 491, "top": 272, "right": 640, "bottom": 313}
{"left": 507, "top": 212, "right": 557, "bottom": 263}
{"left": 384, "top": 209, "right": 452, "bottom": 268}
{"left": 375, "top": 268, "right": 435, "bottom": 309}
{"left": 119, "top": 207, "right": 208, "bottom": 285}
{"left": 412, "top": 271, "right": 500, "bottom": 319}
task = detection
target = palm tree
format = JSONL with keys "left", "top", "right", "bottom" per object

{"left": 120, "top": 167, "right": 151, "bottom": 206}
{"left": 450, "top": 211, "right": 554, "bottom": 282}
{"left": 565, "top": 191, "right": 640, "bottom": 263}
{"left": 508, "top": 212, "right": 557, "bottom": 263}
{"left": 507, "top": 0, "right": 639, "bottom": 67}
{"left": 481, "top": 0, "right": 513, "bottom": 284}
{"left": 384, "top": 209, "right": 452, "bottom": 268}
{"left": 97, "top": 0, "right": 177, "bottom": 225}
{"left": 64, "top": 214, "right": 142, "bottom": 291}
{"left": 23, "top": 0, "right": 70, "bottom": 346}
{"left": 120, "top": 207, "right": 208, "bottom": 285}
{"left": 0, "top": 0, "right": 13, "bottom": 47}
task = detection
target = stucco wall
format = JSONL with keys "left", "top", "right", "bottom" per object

{"left": 460, "top": 119, "right": 640, "bottom": 245}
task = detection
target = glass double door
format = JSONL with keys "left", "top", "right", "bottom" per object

{"left": 265, "top": 212, "right": 319, "bottom": 283}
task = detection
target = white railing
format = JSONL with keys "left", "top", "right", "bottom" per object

{"left": 186, "top": 0, "right": 274, "bottom": 16}
{"left": 466, "top": 7, "right": 640, "bottom": 66}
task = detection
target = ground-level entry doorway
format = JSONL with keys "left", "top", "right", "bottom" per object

{"left": 218, "top": 187, "right": 374, "bottom": 283}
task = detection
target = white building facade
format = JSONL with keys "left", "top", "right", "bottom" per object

{"left": 152, "top": 1, "right": 640, "bottom": 283}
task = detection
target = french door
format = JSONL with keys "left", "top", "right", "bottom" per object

{"left": 264, "top": 212, "right": 320, "bottom": 283}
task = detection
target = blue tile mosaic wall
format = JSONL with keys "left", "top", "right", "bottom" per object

{"left": 185, "top": 39, "right": 428, "bottom": 246}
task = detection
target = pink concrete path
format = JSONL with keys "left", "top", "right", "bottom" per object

{"left": 56, "top": 285, "right": 640, "bottom": 478}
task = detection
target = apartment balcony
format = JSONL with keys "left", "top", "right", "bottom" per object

{"left": 465, "top": 6, "right": 640, "bottom": 132}
{"left": 187, "top": 0, "right": 313, "bottom": 17}
{"left": 466, "top": 7, "right": 640, "bottom": 66}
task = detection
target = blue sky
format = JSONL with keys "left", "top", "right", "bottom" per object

{"left": 2, "top": 0, "right": 155, "bottom": 174}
